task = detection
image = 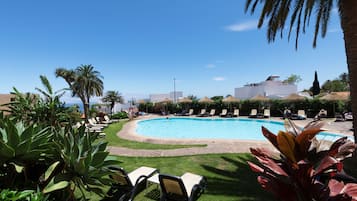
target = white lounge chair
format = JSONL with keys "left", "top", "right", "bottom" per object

{"left": 319, "top": 109, "right": 327, "bottom": 117}
{"left": 220, "top": 109, "right": 227, "bottom": 117}
{"left": 263, "top": 109, "right": 270, "bottom": 118}
{"left": 209, "top": 109, "right": 216, "bottom": 116}
{"left": 187, "top": 109, "right": 194, "bottom": 116}
{"left": 104, "top": 115, "right": 119, "bottom": 123}
{"left": 297, "top": 110, "right": 307, "bottom": 119}
{"left": 107, "top": 166, "right": 158, "bottom": 201}
{"left": 91, "top": 117, "right": 108, "bottom": 127}
{"left": 233, "top": 109, "right": 239, "bottom": 117}
{"left": 159, "top": 172, "right": 207, "bottom": 201}
{"left": 249, "top": 109, "right": 257, "bottom": 118}
{"left": 196, "top": 109, "right": 206, "bottom": 117}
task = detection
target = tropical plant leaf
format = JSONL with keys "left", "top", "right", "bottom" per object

{"left": 335, "top": 141, "right": 356, "bottom": 160}
{"left": 303, "top": 120, "right": 325, "bottom": 132}
{"left": 42, "top": 179, "right": 69, "bottom": 194}
{"left": 342, "top": 183, "right": 357, "bottom": 198}
{"left": 255, "top": 155, "right": 288, "bottom": 176}
{"left": 284, "top": 119, "right": 302, "bottom": 136}
{"left": 328, "top": 137, "right": 349, "bottom": 157}
{"left": 277, "top": 131, "right": 297, "bottom": 164}
{"left": 44, "top": 161, "right": 61, "bottom": 181}
{"left": 91, "top": 151, "right": 109, "bottom": 168}
{"left": 314, "top": 156, "right": 338, "bottom": 176}
{"left": 262, "top": 126, "right": 279, "bottom": 149}
{"left": 247, "top": 161, "right": 264, "bottom": 173}
{"left": 250, "top": 147, "right": 274, "bottom": 159}
{"left": 295, "top": 125, "right": 323, "bottom": 159}
{"left": 6, "top": 122, "right": 20, "bottom": 148}
{"left": 258, "top": 175, "right": 298, "bottom": 201}
{"left": 9, "top": 162, "right": 24, "bottom": 173}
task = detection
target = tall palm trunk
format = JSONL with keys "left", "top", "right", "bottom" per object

{"left": 340, "top": 0, "right": 357, "bottom": 142}
{"left": 110, "top": 102, "right": 115, "bottom": 115}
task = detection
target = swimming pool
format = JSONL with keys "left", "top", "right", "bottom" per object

{"left": 136, "top": 117, "right": 349, "bottom": 141}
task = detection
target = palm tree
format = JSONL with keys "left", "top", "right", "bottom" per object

{"left": 102, "top": 90, "right": 124, "bottom": 115}
{"left": 245, "top": 0, "right": 357, "bottom": 142}
{"left": 55, "top": 64, "right": 103, "bottom": 121}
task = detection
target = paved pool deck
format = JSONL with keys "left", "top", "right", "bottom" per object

{"left": 108, "top": 115, "right": 354, "bottom": 157}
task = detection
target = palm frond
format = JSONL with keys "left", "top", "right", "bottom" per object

{"left": 245, "top": 0, "right": 335, "bottom": 49}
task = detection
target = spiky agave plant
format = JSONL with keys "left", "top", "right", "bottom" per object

{"left": 248, "top": 119, "right": 357, "bottom": 201}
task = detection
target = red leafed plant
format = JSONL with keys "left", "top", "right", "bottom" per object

{"left": 248, "top": 119, "right": 357, "bottom": 201}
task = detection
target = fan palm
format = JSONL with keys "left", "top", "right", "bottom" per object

{"left": 245, "top": 0, "right": 357, "bottom": 142}
{"left": 55, "top": 64, "right": 103, "bottom": 122}
{"left": 102, "top": 90, "right": 124, "bottom": 115}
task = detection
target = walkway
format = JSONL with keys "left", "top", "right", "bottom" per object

{"left": 108, "top": 115, "right": 353, "bottom": 157}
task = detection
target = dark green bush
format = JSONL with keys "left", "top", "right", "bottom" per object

{"left": 138, "top": 98, "right": 351, "bottom": 117}
{"left": 111, "top": 112, "right": 128, "bottom": 119}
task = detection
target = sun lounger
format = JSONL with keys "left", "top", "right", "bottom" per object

{"left": 233, "top": 109, "right": 239, "bottom": 117}
{"left": 196, "top": 109, "right": 207, "bottom": 117}
{"left": 319, "top": 109, "right": 327, "bottom": 117}
{"left": 249, "top": 109, "right": 257, "bottom": 118}
{"left": 263, "top": 109, "right": 270, "bottom": 118}
{"left": 344, "top": 112, "right": 353, "bottom": 121}
{"left": 290, "top": 110, "right": 306, "bottom": 120}
{"left": 105, "top": 166, "right": 158, "bottom": 201}
{"left": 175, "top": 110, "right": 188, "bottom": 116}
{"left": 297, "top": 110, "right": 306, "bottom": 119}
{"left": 159, "top": 172, "right": 207, "bottom": 201}
{"left": 209, "top": 109, "right": 216, "bottom": 116}
{"left": 104, "top": 115, "right": 119, "bottom": 123}
{"left": 283, "top": 109, "right": 292, "bottom": 119}
{"left": 335, "top": 113, "right": 345, "bottom": 122}
{"left": 220, "top": 109, "right": 228, "bottom": 117}
{"left": 187, "top": 109, "right": 194, "bottom": 116}
{"left": 88, "top": 118, "right": 107, "bottom": 128}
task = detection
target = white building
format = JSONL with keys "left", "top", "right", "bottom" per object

{"left": 150, "top": 91, "right": 183, "bottom": 103}
{"left": 234, "top": 75, "right": 297, "bottom": 99}
{"left": 170, "top": 91, "right": 183, "bottom": 103}
{"left": 149, "top": 94, "right": 170, "bottom": 103}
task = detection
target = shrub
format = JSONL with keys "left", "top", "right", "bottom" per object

{"left": 42, "top": 126, "right": 120, "bottom": 200}
{"left": 0, "top": 113, "right": 55, "bottom": 190}
{"left": 0, "top": 189, "right": 49, "bottom": 201}
{"left": 248, "top": 120, "right": 357, "bottom": 200}
{"left": 111, "top": 112, "right": 128, "bottom": 119}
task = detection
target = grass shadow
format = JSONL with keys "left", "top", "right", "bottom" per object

{"left": 201, "top": 155, "right": 275, "bottom": 201}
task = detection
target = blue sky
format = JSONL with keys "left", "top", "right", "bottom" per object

{"left": 0, "top": 0, "right": 347, "bottom": 103}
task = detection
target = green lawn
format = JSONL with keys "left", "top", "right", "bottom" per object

{"left": 111, "top": 153, "right": 275, "bottom": 201}
{"left": 104, "top": 120, "right": 206, "bottom": 149}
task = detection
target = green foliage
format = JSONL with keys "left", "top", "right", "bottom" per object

{"left": 0, "top": 112, "right": 119, "bottom": 200}
{"left": 211, "top": 96, "right": 223, "bottom": 103}
{"left": 55, "top": 65, "right": 104, "bottom": 121}
{"left": 138, "top": 98, "right": 351, "bottom": 117}
{"left": 311, "top": 71, "right": 321, "bottom": 96}
{"left": 45, "top": 127, "right": 119, "bottom": 200}
{"left": 245, "top": 0, "right": 335, "bottom": 49}
{"left": 0, "top": 189, "right": 49, "bottom": 201}
{"left": 102, "top": 91, "right": 124, "bottom": 115}
{"left": 321, "top": 79, "right": 349, "bottom": 93}
{"left": 283, "top": 74, "right": 302, "bottom": 85}
{"left": 111, "top": 112, "right": 128, "bottom": 119}
{"left": 0, "top": 113, "right": 55, "bottom": 189}
{"left": 4, "top": 76, "right": 80, "bottom": 128}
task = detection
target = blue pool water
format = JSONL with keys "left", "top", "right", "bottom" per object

{"left": 136, "top": 117, "right": 349, "bottom": 141}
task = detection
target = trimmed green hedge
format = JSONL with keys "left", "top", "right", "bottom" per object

{"left": 139, "top": 99, "right": 351, "bottom": 118}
